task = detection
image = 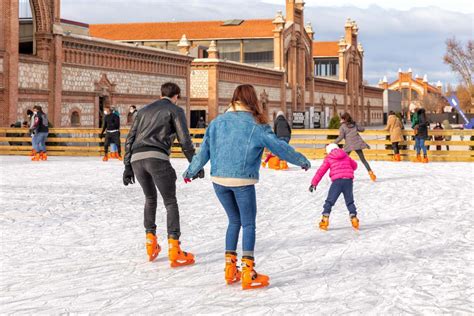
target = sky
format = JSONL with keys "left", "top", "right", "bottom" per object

{"left": 51, "top": 1, "right": 474, "bottom": 86}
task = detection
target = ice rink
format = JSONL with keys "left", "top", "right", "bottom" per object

{"left": 1, "top": 156, "right": 473, "bottom": 314}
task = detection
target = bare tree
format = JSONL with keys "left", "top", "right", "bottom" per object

{"left": 444, "top": 37, "right": 473, "bottom": 89}
{"left": 456, "top": 85, "right": 474, "bottom": 113}
{"left": 422, "top": 93, "right": 444, "bottom": 113}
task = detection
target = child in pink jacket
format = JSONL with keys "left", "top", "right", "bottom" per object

{"left": 309, "top": 144, "right": 360, "bottom": 231}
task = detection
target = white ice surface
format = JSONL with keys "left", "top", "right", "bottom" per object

{"left": 0, "top": 156, "right": 473, "bottom": 314}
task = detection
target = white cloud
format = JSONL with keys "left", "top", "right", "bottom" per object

{"left": 262, "top": 0, "right": 474, "bottom": 14}
{"left": 58, "top": 0, "right": 473, "bottom": 86}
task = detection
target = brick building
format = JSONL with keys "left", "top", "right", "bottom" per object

{"left": 0, "top": 0, "right": 384, "bottom": 128}
{"left": 378, "top": 69, "right": 445, "bottom": 115}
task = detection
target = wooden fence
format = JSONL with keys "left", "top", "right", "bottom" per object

{"left": 1, "top": 128, "right": 473, "bottom": 162}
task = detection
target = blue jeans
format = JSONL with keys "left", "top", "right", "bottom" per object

{"left": 213, "top": 183, "right": 257, "bottom": 256}
{"left": 415, "top": 137, "right": 427, "bottom": 156}
{"left": 278, "top": 136, "right": 290, "bottom": 144}
{"left": 323, "top": 179, "right": 357, "bottom": 217}
{"left": 32, "top": 132, "right": 48, "bottom": 152}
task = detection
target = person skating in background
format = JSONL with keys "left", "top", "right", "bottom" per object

{"left": 309, "top": 143, "right": 359, "bottom": 231}
{"left": 262, "top": 111, "right": 292, "bottom": 170}
{"left": 99, "top": 106, "right": 121, "bottom": 162}
{"left": 127, "top": 105, "right": 138, "bottom": 125}
{"left": 30, "top": 105, "right": 49, "bottom": 161}
{"left": 195, "top": 116, "right": 206, "bottom": 139}
{"left": 108, "top": 108, "right": 122, "bottom": 160}
{"left": 433, "top": 122, "right": 444, "bottom": 151}
{"left": 183, "top": 84, "right": 310, "bottom": 290}
{"left": 413, "top": 108, "right": 430, "bottom": 163}
{"left": 442, "top": 119, "right": 452, "bottom": 151}
{"left": 384, "top": 111, "right": 404, "bottom": 161}
{"left": 334, "top": 112, "right": 376, "bottom": 181}
{"left": 26, "top": 109, "right": 36, "bottom": 157}
{"left": 123, "top": 82, "right": 199, "bottom": 267}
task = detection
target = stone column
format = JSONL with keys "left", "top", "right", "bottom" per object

{"left": 177, "top": 34, "right": 191, "bottom": 56}
{"left": 207, "top": 63, "right": 219, "bottom": 121}
{"left": 272, "top": 11, "right": 285, "bottom": 70}
{"left": 51, "top": 24, "right": 63, "bottom": 126}
{"left": 207, "top": 41, "right": 219, "bottom": 59}
{"left": 338, "top": 37, "right": 346, "bottom": 82}
{"left": 1, "top": 0, "right": 19, "bottom": 126}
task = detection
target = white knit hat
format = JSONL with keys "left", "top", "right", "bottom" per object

{"left": 276, "top": 111, "right": 285, "bottom": 117}
{"left": 326, "top": 143, "right": 339, "bottom": 154}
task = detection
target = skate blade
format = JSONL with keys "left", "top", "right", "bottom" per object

{"left": 226, "top": 272, "right": 241, "bottom": 285}
{"left": 148, "top": 246, "right": 161, "bottom": 262}
{"left": 242, "top": 281, "right": 269, "bottom": 290}
{"left": 226, "top": 278, "right": 241, "bottom": 285}
{"left": 170, "top": 259, "right": 195, "bottom": 268}
{"left": 319, "top": 226, "right": 328, "bottom": 231}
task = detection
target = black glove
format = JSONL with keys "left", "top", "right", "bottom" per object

{"left": 123, "top": 165, "right": 135, "bottom": 186}
{"left": 309, "top": 185, "right": 316, "bottom": 193}
{"left": 192, "top": 169, "right": 205, "bottom": 180}
{"left": 301, "top": 162, "right": 311, "bottom": 171}
{"left": 99, "top": 133, "right": 105, "bottom": 139}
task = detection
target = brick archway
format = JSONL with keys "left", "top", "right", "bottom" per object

{"left": 29, "top": 0, "right": 54, "bottom": 33}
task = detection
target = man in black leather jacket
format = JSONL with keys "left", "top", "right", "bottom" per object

{"left": 122, "top": 82, "right": 203, "bottom": 265}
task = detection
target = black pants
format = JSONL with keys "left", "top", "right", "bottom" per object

{"left": 132, "top": 158, "right": 180, "bottom": 239}
{"left": 104, "top": 131, "right": 121, "bottom": 155}
{"left": 348, "top": 149, "right": 372, "bottom": 172}
{"left": 392, "top": 142, "right": 400, "bottom": 155}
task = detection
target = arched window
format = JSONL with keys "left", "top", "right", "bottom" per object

{"left": 71, "top": 111, "right": 80, "bottom": 127}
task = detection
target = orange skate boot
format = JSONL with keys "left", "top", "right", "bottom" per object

{"left": 31, "top": 153, "right": 41, "bottom": 161}
{"left": 40, "top": 152, "right": 47, "bottom": 161}
{"left": 395, "top": 154, "right": 401, "bottom": 161}
{"left": 146, "top": 233, "right": 161, "bottom": 262}
{"left": 319, "top": 215, "right": 329, "bottom": 231}
{"left": 30, "top": 149, "right": 36, "bottom": 157}
{"left": 241, "top": 257, "right": 269, "bottom": 290}
{"left": 368, "top": 170, "right": 376, "bottom": 182}
{"left": 168, "top": 238, "right": 195, "bottom": 267}
{"left": 422, "top": 155, "right": 429, "bottom": 163}
{"left": 225, "top": 252, "right": 241, "bottom": 285}
{"left": 350, "top": 215, "right": 360, "bottom": 230}
{"left": 279, "top": 160, "right": 289, "bottom": 170}
{"left": 414, "top": 154, "right": 422, "bottom": 163}
{"left": 102, "top": 155, "right": 108, "bottom": 162}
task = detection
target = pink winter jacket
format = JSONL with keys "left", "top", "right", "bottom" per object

{"left": 311, "top": 148, "right": 358, "bottom": 186}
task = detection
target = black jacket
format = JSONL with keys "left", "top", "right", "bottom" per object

{"left": 101, "top": 113, "right": 120, "bottom": 134}
{"left": 416, "top": 109, "right": 429, "bottom": 139}
{"left": 274, "top": 115, "right": 291, "bottom": 139}
{"left": 31, "top": 111, "right": 49, "bottom": 134}
{"left": 124, "top": 98, "right": 195, "bottom": 166}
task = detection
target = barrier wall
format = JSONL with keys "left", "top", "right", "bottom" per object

{"left": 1, "top": 128, "right": 473, "bottom": 162}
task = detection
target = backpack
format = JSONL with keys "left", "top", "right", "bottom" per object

{"left": 40, "top": 112, "right": 49, "bottom": 127}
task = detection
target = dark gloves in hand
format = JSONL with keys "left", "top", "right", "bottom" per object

{"left": 123, "top": 165, "right": 135, "bottom": 186}
{"left": 192, "top": 169, "right": 205, "bottom": 180}
{"left": 301, "top": 162, "right": 311, "bottom": 171}
{"left": 99, "top": 133, "right": 105, "bottom": 139}
{"left": 309, "top": 185, "right": 316, "bottom": 193}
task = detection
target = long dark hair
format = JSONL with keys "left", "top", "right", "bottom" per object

{"left": 231, "top": 84, "right": 268, "bottom": 124}
{"left": 340, "top": 112, "right": 354, "bottom": 124}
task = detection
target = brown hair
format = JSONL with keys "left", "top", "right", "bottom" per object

{"left": 340, "top": 112, "right": 354, "bottom": 124}
{"left": 230, "top": 84, "right": 268, "bottom": 124}
{"left": 33, "top": 105, "right": 42, "bottom": 112}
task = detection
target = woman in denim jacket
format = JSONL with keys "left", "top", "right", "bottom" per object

{"left": 183, "top": 84, "right": 311, "bottom": 290}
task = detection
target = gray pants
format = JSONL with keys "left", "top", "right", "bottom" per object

{"left": 132, "top": 158, "right": 180, "bottom": 239}
{"left": 347, "top": 149, "right": 372, "bottom": 172}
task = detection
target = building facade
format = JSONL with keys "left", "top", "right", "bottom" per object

{"left": 1, "top": 0, "right": 384, "bottom": 128}
{"left": 378, "top": 69, "right": 445, "bottom": 115}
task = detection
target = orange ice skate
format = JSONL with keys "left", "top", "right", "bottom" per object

{"left": 146, "top": 233, "right": 161, "bottom": 262}
{"left": 225, "top": 252, "right": 241, "bottom": 285}
{"left": 351, "top": 216, "right": 360, "bottom": 230}
{"left": 241, "top": 257, "right": 269, "bottom": 290}
{"left": 319, "top": 215, "right": 329, "bottom": 231}
{"left": 168, "top": 239, "right": 195, "bottom": 267}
